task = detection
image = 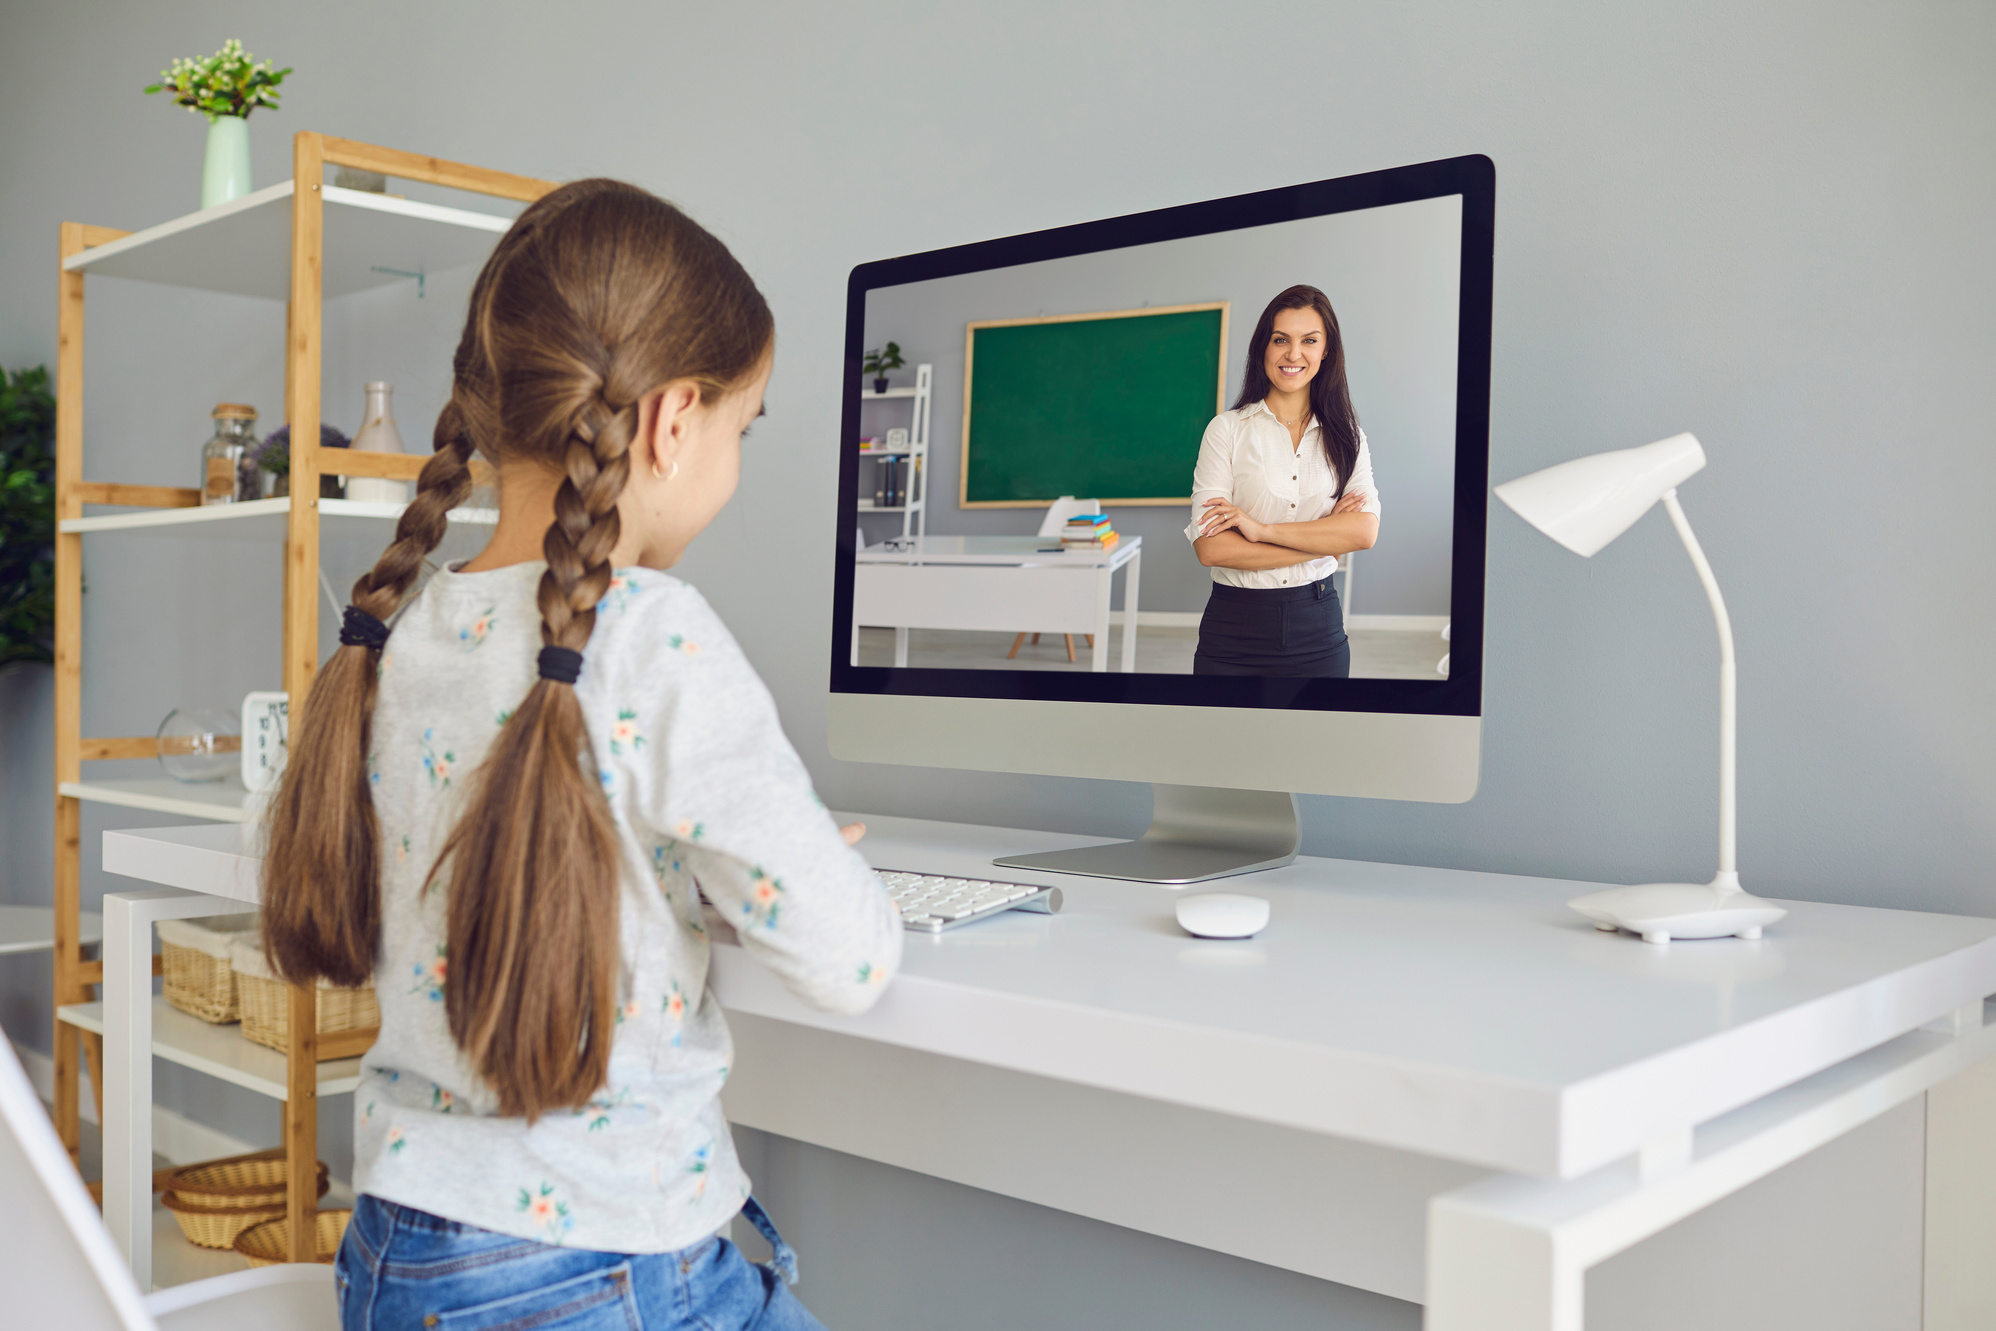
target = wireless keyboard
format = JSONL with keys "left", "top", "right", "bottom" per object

{"left": 878, "top": 869, "right": 1064, "bottom": 933}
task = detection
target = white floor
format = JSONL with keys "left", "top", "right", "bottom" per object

{"left": 856, "top": 625, "right": 1449, "bottom": 679}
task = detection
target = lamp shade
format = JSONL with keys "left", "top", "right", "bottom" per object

{"left": 1494, "top": 433, "right": 1706, "bottom": 557}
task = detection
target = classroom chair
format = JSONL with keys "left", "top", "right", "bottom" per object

{"left": 0, "top": 1036, "right": 338, "bottom": 1330}
{"left": 1008, "top": 496, "right": 1102, "bottom": 662}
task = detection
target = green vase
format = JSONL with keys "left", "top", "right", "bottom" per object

{"left": 201, "top": 117, "right": 252, "bottom": 209}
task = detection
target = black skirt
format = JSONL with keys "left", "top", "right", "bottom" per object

{"left": 1193, "top": 577, "right": 1351, "bottom": 677}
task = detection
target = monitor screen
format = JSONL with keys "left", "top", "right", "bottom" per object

{"left": 831, "top": 156, "right": 1491, "bottom": 718}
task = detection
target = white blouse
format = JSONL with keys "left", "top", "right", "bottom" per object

{"left": 354, "top": 562, "right": 903, "bottom": 1253}
{"left": 1183, "top": 402, "right": 1381, "bottom": 590}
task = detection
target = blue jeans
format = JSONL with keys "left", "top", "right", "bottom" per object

{"left": 335, "top": 1194, "right": 826, "bottom": 1330}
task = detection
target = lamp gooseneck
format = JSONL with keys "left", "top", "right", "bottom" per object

{"left": 1501, "top": 437, "right": 1785, "bottom": 940}
{"left": 1658, "top": 489, "right": 1739, "bottom": 894}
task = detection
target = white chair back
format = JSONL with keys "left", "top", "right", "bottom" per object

{"left": 0, "top": 1037, "right": 153, "bottom": 1329}
{"left": 146, "top": 1266, "right": 340, "bottom": 1331}
{"left": 1036, "top": 496, "right": 1102, "bottom": 538}
{"left": 0, "top": 1038, "right": 339, "bottom": 1329}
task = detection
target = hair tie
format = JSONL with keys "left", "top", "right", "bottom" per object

{"left": 538, "top": 646, "right": 584, "bottom": 685}
{"left": 339, "top": 605, "right": 392, "bottom": 650}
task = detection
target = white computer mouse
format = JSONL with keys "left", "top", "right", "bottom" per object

{"left": 1175, "top": 892, "right": 1270, "bottom": 939}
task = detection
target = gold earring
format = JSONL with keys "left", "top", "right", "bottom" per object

{"left": 653, "top": 458, "right": 678, "bottom": 482}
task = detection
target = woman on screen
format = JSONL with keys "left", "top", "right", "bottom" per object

{"left": 1185, "top": 285, "right": 1380, "bottom": 676}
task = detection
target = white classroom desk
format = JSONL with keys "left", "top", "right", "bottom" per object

{"left": 89, "top": 814, "right": 1996, "bottom": 1328}
{"left": 853, "top": 534, "right": 1142, "bottom": 671}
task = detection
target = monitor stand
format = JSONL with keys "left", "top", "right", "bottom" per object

{"left": 992, "top": 784, "right": 1299, "bottom": 885}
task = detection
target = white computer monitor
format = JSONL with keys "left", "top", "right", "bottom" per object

{"left": 829, "top": 156, "right": 1494, "bottom": 882}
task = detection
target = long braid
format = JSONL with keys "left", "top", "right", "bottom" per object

{"left": 435, "top": 385, "right": 642, "bottom": 1112}
{"left": 260, "top": 406, "right": 478, "bottom": 988}
{"left": 352, "top": 421, "right": 477, "bottom": 620}
{"left": 539, "top": 398, "right": 637, "bottom": 649}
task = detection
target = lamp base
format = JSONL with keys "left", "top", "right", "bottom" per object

{"left": 1568, "top": 876, "right": 1786, "bottom": 945}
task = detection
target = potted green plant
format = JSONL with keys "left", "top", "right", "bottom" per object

{"left": 0, "top": 367, "right": 56, "bottom": 669}
{"left": 250, "top": 423, "right": 351, "bottom": 499}
{"left": 863, "top": 342, "right": 906, "bottom": 394}
{"left": 145, "top": 39, "right": 291, "bottom": 209}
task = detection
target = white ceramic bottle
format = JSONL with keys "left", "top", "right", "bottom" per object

{"left": 346, "top": 381, "right": 411, "bottom": 505}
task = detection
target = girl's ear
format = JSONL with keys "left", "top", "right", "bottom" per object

{"left": 645, "top": 381, "right": 703, "bottom": 477}
{"left": 632, "top": 391, "right": 666, "bottom": 480}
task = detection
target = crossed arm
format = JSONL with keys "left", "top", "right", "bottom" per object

{"left": 1192, "top": 490, "right": 1378, "bottom": 570}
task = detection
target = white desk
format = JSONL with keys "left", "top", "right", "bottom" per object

{"left": 853, "top": 534, "right": 1142, "bottom": 672}
{"left": 88, "top": 815, "right": 1996, "bottom": 1328}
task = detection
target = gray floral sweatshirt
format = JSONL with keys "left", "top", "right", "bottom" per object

{"left": 352, "top": 561, "right": 902, "bottom": 1252}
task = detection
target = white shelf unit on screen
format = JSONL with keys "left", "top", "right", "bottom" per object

{"left": 52, "top": 132, "right": 552, "bottom": 1272}
{"left": 856, "top": 363, "right": 931, "bottom": 546}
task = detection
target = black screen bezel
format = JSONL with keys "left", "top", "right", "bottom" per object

{"left": 829, "top": 154, "right": 1493, "bottom": 717}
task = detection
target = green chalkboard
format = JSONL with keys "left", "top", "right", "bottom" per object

{"left": 961, "top": 304, "right": 1227, "bottom": 507}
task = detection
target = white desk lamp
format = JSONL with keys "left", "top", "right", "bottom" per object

{"left": 1495, "top": 433, "right": 1786, "bottom": 944}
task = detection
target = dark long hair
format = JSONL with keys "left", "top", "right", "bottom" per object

{"left": 260, "top": 179, "right": 774, "bottom": 1120}
{"left": 1232, "top": 285, "right": 1360, "bottom": 498}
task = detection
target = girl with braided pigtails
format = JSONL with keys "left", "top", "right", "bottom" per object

{"left": 259, "top": 179, "right": 899, "bottom": 1331}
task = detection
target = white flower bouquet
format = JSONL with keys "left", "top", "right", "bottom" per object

{"left": 144, "top": 39, "right": 290, "bottom": 121}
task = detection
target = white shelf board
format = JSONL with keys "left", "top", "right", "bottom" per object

{"left": 858, "top": 449, "right": 917, "bottom": 457}
{"left": 61, "top": 777, "right": 250, "bottom": 823}
{"left": 63, "top": 495, "right": 498, "bottom": 538}
{"left": 857, "top": 500, "right": 924, "bottom": 512}
{"left": 65, "top": 182, "right": 512, "bottom": 301}
{"left": 0, "top": 905, "right": 102, "bottom": 956}
{"left": 57, "top": 999, "right": 362, "bottom": 1099}
{"left": 860, "top": 387, "right": 919, "bottom": 399}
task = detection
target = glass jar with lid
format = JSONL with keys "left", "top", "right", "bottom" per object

{"left": 200, "top": 403, "right": 259, "bottom": 505}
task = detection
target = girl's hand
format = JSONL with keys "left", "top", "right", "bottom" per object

{"left": 1333, "top": 489, "right": 1368, "bottom": 516}
{"left": 1200, "top": 497, "right": 1264, "bottom": 543}
{"left": 840, "top": 822, "right": 867, "bottom": 847}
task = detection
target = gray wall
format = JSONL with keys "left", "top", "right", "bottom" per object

{"left": 2, "top": 3, "right": 1992, "bottom": 1327}
{"left": 860, "top": 194, "right": 1462, "bottom": 615}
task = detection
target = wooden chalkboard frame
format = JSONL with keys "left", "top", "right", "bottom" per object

{"left": 958, "top": 301, "right": 1229, "bottom": 509}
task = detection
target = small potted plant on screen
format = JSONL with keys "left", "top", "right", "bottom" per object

{"left": 863, "top": 342, "right": 905, "bottom": 394}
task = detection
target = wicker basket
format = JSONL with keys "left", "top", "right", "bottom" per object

{"left": 230, "top": 939, "right": 380, "bottom": 1053}
{"left": 159, "top": 1150, "right": 329, "bottom": 1249}
{"left": 233, "top": 1208, "right": 352, "bottom": 1267}
{"left": 165, "top": 1148, "right": 328, "bottom": 1204}
{"left": 158, "top": 915, "right": 260, "bottom": 1023}
{"left": 161, "top": 1192, "right": 286, "bottom": 1250}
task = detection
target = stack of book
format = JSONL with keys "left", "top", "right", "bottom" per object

{"left": 1061, "top": 513, "right": 1119, "bottom": 550}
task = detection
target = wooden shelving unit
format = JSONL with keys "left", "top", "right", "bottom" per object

{"left": 53, "top": 132, "right": 551, "bottom": 1265}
